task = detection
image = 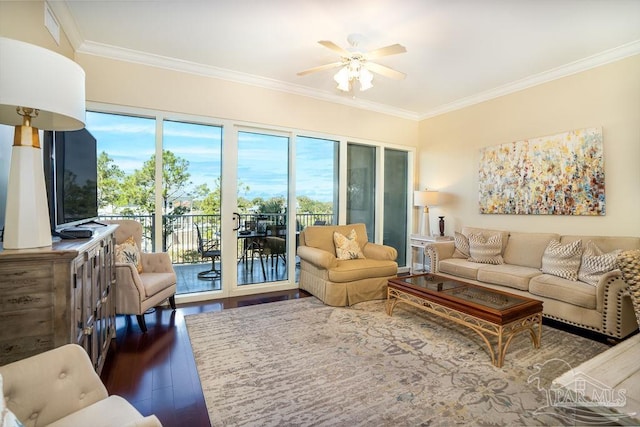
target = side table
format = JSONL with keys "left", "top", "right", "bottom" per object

{"left": 409, "top": 234, "right": 453, "bottom": 274}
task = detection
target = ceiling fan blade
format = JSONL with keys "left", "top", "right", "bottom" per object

{"left": 318, "top": 40, "right": 351, "bottom": 57}
{"left": 365, "top": 62, "right": 406, "bottom": 80}
{"left": 366, "top": 44, "right": 407, "bottom": 59}
{"left": 297, "top": 62, "right": 343, "bottom": 76}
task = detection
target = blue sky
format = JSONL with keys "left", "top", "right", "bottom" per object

{"left": 86, "top": 112, "right": 335, "bottom": 202}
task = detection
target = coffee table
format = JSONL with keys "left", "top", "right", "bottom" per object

{"left": 387, "top": 273, "right": 543, "bottom": 367}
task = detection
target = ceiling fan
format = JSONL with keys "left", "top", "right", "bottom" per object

{"left": 297, "top": 34, "right": 407, "bottom": 92}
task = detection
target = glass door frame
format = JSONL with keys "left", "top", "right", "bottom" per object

{"left": 219, "top": 125, "right": 299, "bottom": 299}
{"left": 87, "top": 102, "right": 416, "bottom": 303}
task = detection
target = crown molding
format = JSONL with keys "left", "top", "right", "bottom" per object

{"left": 419, "top": 40, "right": 640, "bottom": 120}
{"left": 49, "top": 0, "right": 639, "bottom": 123}
{"left": 75, "top": 40, "right": 420, "bottom": 121}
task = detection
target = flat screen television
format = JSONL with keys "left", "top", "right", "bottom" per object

{"left": 43, "top": 128, "right": 99, "bottom": 232}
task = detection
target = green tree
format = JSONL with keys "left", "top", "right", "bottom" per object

{"left": 119, "top": 150, "right": 191, "bottom": 214}
{"left": 97, "top": 151, "right": 125, "bottom": 210}
{"left": 297, "top": 195, "right": 332, "bottom": 213}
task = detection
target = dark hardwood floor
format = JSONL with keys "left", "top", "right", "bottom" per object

{"left": 100, "top": 289, "right": 312, "bottom": 427}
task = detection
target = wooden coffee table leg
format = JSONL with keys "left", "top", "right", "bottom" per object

{"left": 495, "top": 313, "right": 543, "bottom": 367}
{"left": 386, "top": 289, "right": 399, "bottom": 316}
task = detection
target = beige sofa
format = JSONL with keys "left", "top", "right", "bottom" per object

{"left": 0, "top": 344, "right": 161, "bottom": 427}
{"left": 425, "top": 226, "right": 640, "bottom": 340}
{"left": 297, "top": 223, "right": 398, "bottom": 306}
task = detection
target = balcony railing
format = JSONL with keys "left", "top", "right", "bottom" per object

{"left": 99, "top": 213, "right": 334, "bottom": 264}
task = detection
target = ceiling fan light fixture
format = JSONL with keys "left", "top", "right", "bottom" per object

{"left": 359, "top": 67, "right": 373, "bottom": 91}
{"left": 334, "top": 66, "right": 351, "bottom": 92}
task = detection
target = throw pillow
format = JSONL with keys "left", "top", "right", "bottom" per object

{"left": 468, "top": 233, "right": 504, "bottom": 264}
{"left": 1, "top": 373, "right": 25, "bottom": 427}
{"left": 453, "top": 231, "right": 470, "bottom": 259}
{"left": 578, "top": 241, "right": 621, "bottom": 286}
{"left": 116, "top": 236, "right": 143, "bottom": 273}
{"left": 541, "top": 239, "right": 582, "bottom": 281}
{"left": 333, "top": 229, "right": 365, "bottom": 260}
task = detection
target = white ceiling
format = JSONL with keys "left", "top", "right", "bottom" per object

{"left": 50, "top": 0, "right": 640, "bottom": 120}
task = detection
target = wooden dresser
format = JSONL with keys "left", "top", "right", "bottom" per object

{"left": 0, "top": 224, "right": 117, "bottom": 374}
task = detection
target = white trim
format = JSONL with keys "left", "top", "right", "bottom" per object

{"left": 52, "top": 0, "right": 640, "bottom": 121}
{"left": 419, "top": 40, "right": 640, "bottom": 120}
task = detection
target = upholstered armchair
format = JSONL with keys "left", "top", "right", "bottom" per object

{"left": 0, "top": 344, "right": 161, "bottom": 427}
{"left": 297, "top": 223, "right": 398, "bottom": 306}
{"left": 104, "top": 220, "right": 177, "bottom": 333}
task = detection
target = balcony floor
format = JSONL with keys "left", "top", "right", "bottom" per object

{"left": 173, "top": 256, "right": 298, "bottom": 294}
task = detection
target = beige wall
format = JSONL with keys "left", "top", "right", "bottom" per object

{"left": 418, "top": 55, "right": 640, "bottom": 237}
{"left": 76, "top": 54, "right": 418, "bottom": 145}
{"left": 1, "top": 1, "right": 418, "bottom": 146}
{"left": 0, "top": 2, "right": 74, "bottom": 58}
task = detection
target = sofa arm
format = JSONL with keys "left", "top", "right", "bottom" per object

{"left": 297, "top": 245, "right": 338, "bottom": 269}
{"left": 115, "top": 263, "right": 146, "bottom": 304}
{"left": 141, "top": 252, "right": 176, "bottom": 274}
{"left": 424, "top": 241, "right": 456, "bottom": 272}
{"left": 124, "top": 414, "right": 163, "bottom": 427}
{"left": 362, "top": 242, "right": 398, "bottom": 261}
{"left": 597, "top": 270, "right": 640, "bottom": 338}
{"left": 0, "top": 344, "right": 108, "bottom": 427}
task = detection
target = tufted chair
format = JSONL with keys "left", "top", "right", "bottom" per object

{"left": 0, "top": 344, "right": 161, "bottom": 427}
{"left": 103, "top": 219, "right": 177, "bottom": 333}
{"left": 297, "top": 223, "right": 398, "bottom": 306}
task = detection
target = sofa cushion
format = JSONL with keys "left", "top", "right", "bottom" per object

{"left": 503, "top": 232, "right": 560, "bottom": 269}
{"left": 333, "top": 229, "right": 365, "bottom": 260}
{"left": 328, "top": 259, "right": 397, "bottom": 283}
{"left": 529, "top": 274, "right": 596, "bottom": 309}
{"left": 541, "top": 239, "right": 582, "bottom": 281}
{"left": 461, "top": 226, "right": 510, "bottom": 254}
{"left": 116, "top": 236, "right": 143, "bottom": 273}
{"left": 47, "top": 396, "right": 148, "bottom": 427}
{"left": 453, "top": 232, "right": 470, "bottom": 259}
{"left": 438, "top": 258, "right": 481, "bottom": 280}
{"left": 468, "top": 233, "right": 504, "bottom": 264}
{"left": 476, "top": 264, "right": 542, "bottom": 291}
{"left": 561, "top": 235, "right": 640, "bottom": 253}
{"left": 578, "top": 241, "right": 621, "bottom": 286}
{"left": 303, "top": 224, "right": 369, "bottom": 255}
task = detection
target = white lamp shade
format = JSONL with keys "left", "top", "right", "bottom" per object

{"left": 0, "top": 37, "right": 85, "bottom": 130}
{"left": 413, "top": 190, "right": 439, "bottom": 207}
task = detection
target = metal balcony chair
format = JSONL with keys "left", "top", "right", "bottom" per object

{"left": 195, "top": 223, "right": 221, "bottom": 279}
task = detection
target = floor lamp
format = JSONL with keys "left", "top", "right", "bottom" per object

{"left": 0, "top": 37, "right": 85, "bottom": 249}
{"left": 413, "top": 190, "right": 439, "bottom": 237}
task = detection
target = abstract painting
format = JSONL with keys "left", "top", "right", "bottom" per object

{"left": 478, "top": 127, "right": 604, "bottom": 215}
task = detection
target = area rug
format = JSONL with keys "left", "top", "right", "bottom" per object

{"left": 185, "top": 297, "right": 610, "bottom": 426}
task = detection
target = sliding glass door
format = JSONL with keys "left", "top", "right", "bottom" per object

{"left": 347, "top": 143, "right": 376, "bottom": 239}
{"left": 89, "top": 108, "right": 413, "bottom": 300}
{"left": 235, "top": 130, "right": 289, "bottom": 286}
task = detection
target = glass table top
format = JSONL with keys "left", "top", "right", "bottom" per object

{"left": 394, "top": 274, "right": 529, "bottom": 310}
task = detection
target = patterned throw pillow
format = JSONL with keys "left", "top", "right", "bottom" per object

{"left": 453, "top": 232, "right": 470, "bottom": 259}
{"left": 541, "top": 239, "right": 582, "bottom": 281}
{"left": 1, "top": 373, "right": 25, "bottom": 427}
{"left": 333, "top": 229, "right": 365, "bottom": 260}
{"left": 116, "top": 236, "right": 143, "bottom": 273}
{"left": 468, "top": 233, "right": 504, "bottom": 264}
{"left": 578, "top": 241, "right": 621, "bottom": 286}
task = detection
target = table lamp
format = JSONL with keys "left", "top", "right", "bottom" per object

{"left": 413, "top": 190, "right": 439, "bottom": 237}
{"left": 0, "top": 37, "right": 85, "bottom": 249}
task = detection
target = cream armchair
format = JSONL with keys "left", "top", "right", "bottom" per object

{"left": 104, "top": 220, "right": 177, "bottom": 333}
{"left": 0, "top": 344, "right": 161, "bottom": 427}
{"left": 297, "top": 223, "right": 398, "bottom": 306}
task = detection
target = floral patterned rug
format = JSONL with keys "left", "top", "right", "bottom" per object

{"left": 185, "top": 297, "right": 610, "bottom": 426}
